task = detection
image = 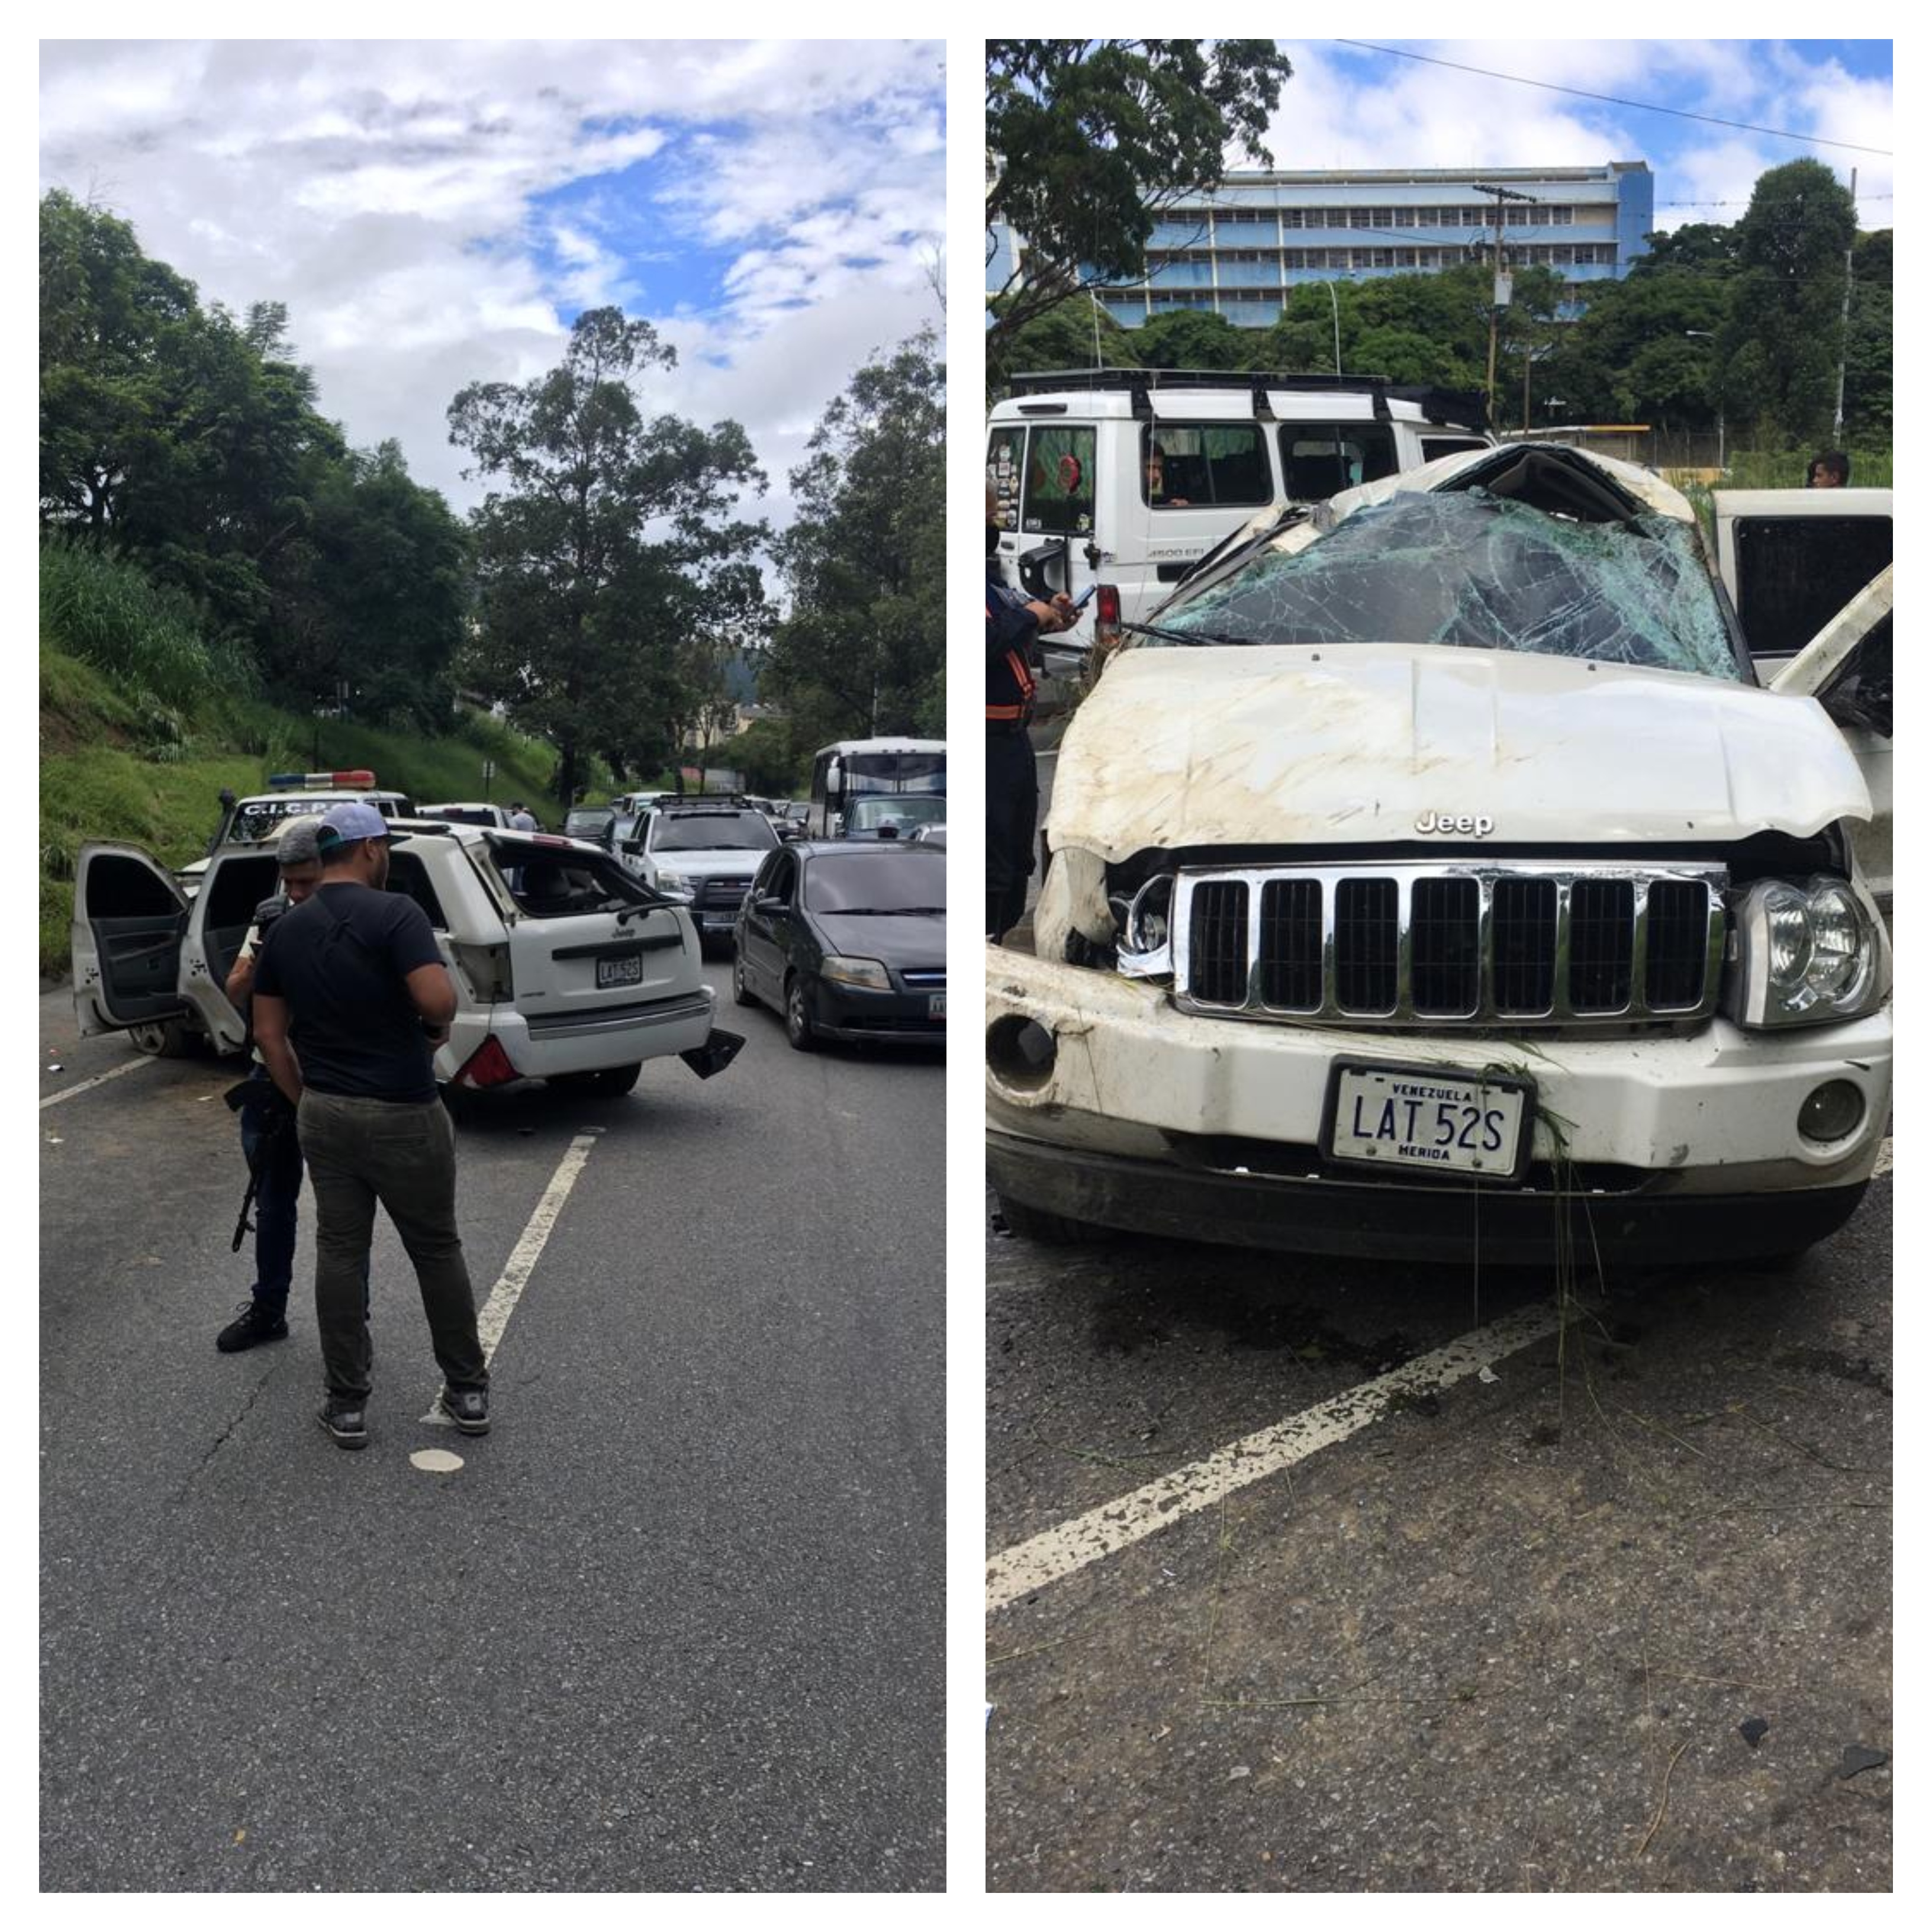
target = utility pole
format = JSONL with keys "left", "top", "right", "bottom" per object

{"left": 1474, "top": 183, "right": 1539, "bottom": 423}
{"left": 1833, "top": 166, "right": 1857, "bottom": 442}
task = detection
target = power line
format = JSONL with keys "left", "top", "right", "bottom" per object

{"left": 1332, "top": 41, "right": 1893, "bottom": 157}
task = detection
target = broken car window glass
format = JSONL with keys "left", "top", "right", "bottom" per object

{"left": 1148, "top": 490, "right": 1742, "bottom": 680}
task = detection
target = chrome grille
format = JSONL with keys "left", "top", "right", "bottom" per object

{"left": 1173, "top": 862, "right": 1727, "bottom": 1028}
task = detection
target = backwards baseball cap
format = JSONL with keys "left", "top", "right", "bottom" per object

{"left": 316, "top": 800, "right": 408, "bottom": 852}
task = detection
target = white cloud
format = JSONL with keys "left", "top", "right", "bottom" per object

{"left": 38, "top": 38, "right": 944, "bottom": 521}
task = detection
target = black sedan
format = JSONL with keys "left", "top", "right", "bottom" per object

{"left": 732, "top": 841, "right": 945, "bottom": 1051}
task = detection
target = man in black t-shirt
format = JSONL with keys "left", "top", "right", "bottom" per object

{"left": 253, "top": 802, "right": 489, "bottom": 1450}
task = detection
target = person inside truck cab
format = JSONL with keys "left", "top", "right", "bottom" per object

{"left": 1808, "top": 449, "right": 1850, "bottom": 488}
{"left": 1145, "top": 442, "right": 1190, "bottom": 507}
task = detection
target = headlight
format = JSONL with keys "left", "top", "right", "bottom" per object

{"left": 1112, "top": 872, "right": 1175, "bottom": 980}
{"left": 1725, "top": 875, "right": 1886, "bottom": 1028}
{"left": 822, "top": 954, "right": 891, "bottom": 991}
{"left": 656, "top": 873, "right": 695, "bottom": 900}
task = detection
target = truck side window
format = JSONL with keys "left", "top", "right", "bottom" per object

{"left": 1142, "top": 424, "right": 1269, "bottom": 508}
{"left": 1279, "top": 424, "right": 1399, "bottom": 498}
{"left": 1734, "top": 516, "right": 1893, "bottom": 659}
{"left": 1020, "top": 426, "right": 1097, "bottom": 536}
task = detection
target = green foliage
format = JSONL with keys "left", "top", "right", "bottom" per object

{"left": 984, "top": 39, "right": 1293, "bottom": 349}
{"left": 766, "top": 331, "right": 945, "bottom": 743}
{"left": 40, "top": 189, "right": 471, "bottom": 728}
{"left": 39, "top": 534, "right": 252, "bottom": 713}
{"left": 1718, "top": 160, "right": 1859, "bottom": 443}
{"left": 986, "top": 294, "right": 1138, "bottom": 402}
{"left": 449, "top": 306, "right": 771, "bottom": 806}
{"left": 1121, "top": 308, "right": 1250, "bottom": 372}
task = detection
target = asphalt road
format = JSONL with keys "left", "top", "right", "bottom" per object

{"left": 40, "top": 968, "right": 945, "bottom": 1892}
{"left": 984, "top": 1170, "right": 1892, "bottom": 1892}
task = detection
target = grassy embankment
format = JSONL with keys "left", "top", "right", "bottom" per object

{"left": 1672, "top": 444, "right": 1892, "bottom": 535}
{"left": 39, "top": 539, "right": 593, "bottom": 980}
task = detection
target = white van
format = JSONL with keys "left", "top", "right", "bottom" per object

{"left": 986, "top": 369, "right": 1492, "bottom": 657}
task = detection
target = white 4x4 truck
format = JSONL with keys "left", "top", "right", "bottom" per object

{"left": 73, "top": 823, "right": 735, "bottom": 1096}
{"left": 987, "top": 369, "right": 1493, "bottom": 670}
{"left": 986, "top": 446, "right": 1891, "bottom": 1265}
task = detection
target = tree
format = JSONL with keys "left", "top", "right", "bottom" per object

{"left": 1844, "top": 228, "right": 1891, "bottom": 440}
{"left": 1122, "top": 307, "right": 1250, "bottom": 372}
{"left": 766, "top": 332, "right": 945, "bottom": 745}
{"left": 449, "top": 308, "right": 770, "bottom": 806}
{"left": 985, "top": 292, "right": 1137, "bottom": 402}
{"left": 1718, "top": 159, "right": 1857, "bottom": 442}
{"left": 985, "top": 40, "right": 1293, "bottom": 351}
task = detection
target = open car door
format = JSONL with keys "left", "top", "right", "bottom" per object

{"left": 1772, "top": 565, "right": 1894, "bottom": 913}
{"left": 72, "top": 843, "right": 248, "bottom": 1051}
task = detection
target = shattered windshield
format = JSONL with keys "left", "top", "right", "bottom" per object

{"left": 1149, "top": 490, "right": 1741, "bottom": 680}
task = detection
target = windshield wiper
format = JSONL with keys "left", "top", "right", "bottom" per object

{"left": 1120, "top": 618, "right": 1249, "bottom": 648}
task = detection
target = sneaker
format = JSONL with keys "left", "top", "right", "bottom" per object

{"left": 217, "top": 1300, "right": 288, "bottom": 1354}
{"left": 317, "top": 1396, "right": 369, "bottom": 1450}
{"left": 437, "top": 1386, "right": 490, "bottom": 1436}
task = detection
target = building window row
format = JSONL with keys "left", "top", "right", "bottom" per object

{"left": 1167, "top": 202, "right": 1588, "bottom": 233}
{"left": 1138, "top": 243, "right": 1620, "bottom": 278}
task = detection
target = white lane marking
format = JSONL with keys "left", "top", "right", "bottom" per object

{"left": 1873, "top": 1137, "right": 1893, "bottom": 1177}
{"left": 986, "top": 1297, "right": 1569, "bottom": 1614}
{"left": 39, "top": 1055, "right": 155, "bottom": 1110}
{"left": 420, "top": 1131, "right": 599, "bottom": 1424}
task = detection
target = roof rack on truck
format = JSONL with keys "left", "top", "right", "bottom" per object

{"left": 1005, "top": 367, "right": 1488, "bottom": 436}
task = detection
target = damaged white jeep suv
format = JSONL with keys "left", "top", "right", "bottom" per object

{"left": 987, "top": 445, "right": 1892, "bottom": 1265}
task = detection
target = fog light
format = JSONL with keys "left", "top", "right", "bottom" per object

{"left": 987, "top": 1014, "right": 1057, "bottom": 1089}
{"left": 1798, "top": 1080, "right": 1865, "bottom": 1145}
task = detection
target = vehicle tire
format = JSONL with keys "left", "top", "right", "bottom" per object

{"left": 127, "top": 1017, "right": 198, "bottom": 1059}
{"left": 994, "top": 1193, "right": 1106, "bottom": 1245}
{"left": 731, "top": 946, "right": 756, "bottom": 1007}
{"left": 784, "top": 974, "right": 817, "bottom": 1052}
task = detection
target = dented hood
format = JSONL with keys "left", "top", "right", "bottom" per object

{"left": 1051, "top": 643, "right": 1870, "bottom": 862}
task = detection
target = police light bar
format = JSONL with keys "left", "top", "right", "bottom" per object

{"left": 266, "top": 769, "right": 378, "bottom": 789}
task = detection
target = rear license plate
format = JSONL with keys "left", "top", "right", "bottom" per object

{"left": 596, "top": 951, "right": 644, "bottom": 990}
{"left": 1322, "top": 1062, "right": 1532, "bottom": 1181}
{"left": 928, "top": 994, "right": 946, "bottom": 1019}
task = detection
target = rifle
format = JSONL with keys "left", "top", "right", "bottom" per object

{"left": 224, "top": 1078, "right": 295, "bottom": 1252}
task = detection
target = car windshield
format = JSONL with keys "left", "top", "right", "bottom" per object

{"left": 804, "top": 854, "right": 948, "bottom": 913}
{"left": 484, "top": 841, "right": 663, "bottom": 917}
{"left": 229, "top": 797, "right": 401, "bottom": 843}
{"left": 564, "top": 809, "right": 615, "bottom": 836}
{"left": 848, "top": 796, "right": 948, "bottom": 832}
{"left": 1149, "top": 489, "right": 1741, "bottom": 680}
{"left": 649, "top": 812, "right": 777, "bottom": 853}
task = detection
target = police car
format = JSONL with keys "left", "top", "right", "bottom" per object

{"left": 72, "top": 819, "right": 735, "bottom": 1097}
{"left": 176, "top": 770, "right": 416, "bottom": 894}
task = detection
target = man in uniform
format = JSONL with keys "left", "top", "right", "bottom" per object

{"left": 986, "top": 480, "right": 1076, "bottom": 943}
{"left": 251, "top": 801, "right": 490, "bottom": 1449}
{"left": 214, "top": 816, "right": 324, "bottom": 1353}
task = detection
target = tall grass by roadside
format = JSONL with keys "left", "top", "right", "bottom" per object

{"left": 39, "top": 535, "right": 253, "bottom": 714}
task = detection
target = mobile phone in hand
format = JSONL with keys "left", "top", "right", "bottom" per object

{"left": 1070, "top": 584, "right": 1097, "bottom": 610}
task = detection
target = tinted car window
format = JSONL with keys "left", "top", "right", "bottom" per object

{"left": 1278, "top": 424, "right": 1399, "bottom": 499}
{"left": 803, "top": 854, "right": 948, "bottom": 912}
{"left": 648, "top": 812, "right": 778, "bottom": 853}
{"left": 1734, "top": 515, "right": 1892, "bottom": 658}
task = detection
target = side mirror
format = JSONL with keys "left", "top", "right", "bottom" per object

{"left": 754, "top": 894, "right": 786, "bottom": 916}
{"left": 826, "top": 759, "right": 842, "bottom": 798}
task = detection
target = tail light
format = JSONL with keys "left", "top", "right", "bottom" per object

{"left": 452, "top": 1035, "right": 519, "bottom": 1089}
{"left": 1093, "top": 583, "right": 1122, "bottom": 648}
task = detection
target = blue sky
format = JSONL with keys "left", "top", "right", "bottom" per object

{"left": 38, "top": 40, "right": 947, "bottom": 522}
{"left": 1261, "top": 40, "right": 1892, "bottom": 233}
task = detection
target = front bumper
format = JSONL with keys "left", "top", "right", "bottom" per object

{"left": 985, "top": 946, "right": 1890, "bottom": 1263}
{"left": 810, "top": 977, "right": 946, "bottom": 1045}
